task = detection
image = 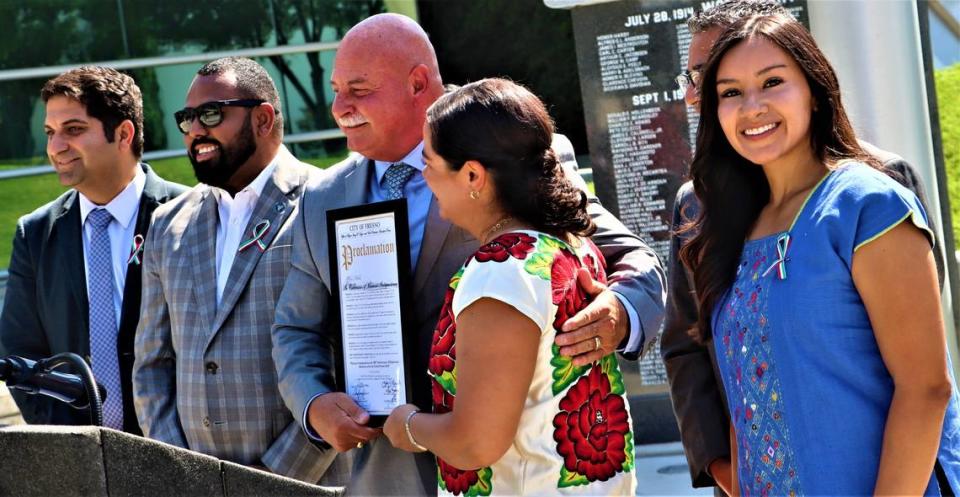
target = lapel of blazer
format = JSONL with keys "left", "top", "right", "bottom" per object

{"left": 208, "top": 151, "right": 307, "bottom": 337}
{"left": 342, "top": 154, "right": 371, "bottom": 207}
{"left": 413, "top": 196, "right": 453, "bottom": 297}
{"left": 184, "top": 187, "right": 219, "bottom": 337}
{"left": 52, "top": 192, "right": 90, "bottom": 356}
{"left": 118, "top": 164, "right": 164, "bottom": 339}
{"left": 316, "top": 155, "right": 372, "bottom": 286}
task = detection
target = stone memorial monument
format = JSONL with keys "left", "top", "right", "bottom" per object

{"left": 555, "top": 0, "right": 808, "bottom": 392}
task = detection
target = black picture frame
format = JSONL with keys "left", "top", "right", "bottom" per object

{"left": 326, "top": 199, "right": 414, "bottom": 427}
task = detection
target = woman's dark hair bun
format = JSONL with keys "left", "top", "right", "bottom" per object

{"left": 426, "top": 78, "right": 596, "bottom": 238}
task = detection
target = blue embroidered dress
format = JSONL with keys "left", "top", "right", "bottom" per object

{"left": 712, "top": 162, "right": 960, "bottom": 495}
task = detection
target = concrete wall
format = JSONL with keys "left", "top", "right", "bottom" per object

{"left": 0, "top": 425, "right": 342, "bottom": 497}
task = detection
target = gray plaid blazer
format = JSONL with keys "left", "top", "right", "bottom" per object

{"left": 133, "top": 147, "right": 334, "bottom": 483}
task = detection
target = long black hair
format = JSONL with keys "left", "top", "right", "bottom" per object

{"left": 426, "top": 78, "right": 595, "bottom": 238}
{"left": 680, "top": 13, "right": 880, "bottom": 342}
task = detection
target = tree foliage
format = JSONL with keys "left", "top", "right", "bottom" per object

{"left": 935, "top": 63, "right": 960, "bottom": 244}
{"left": 0, "top": 0, "right": 384, "bottom": 159}
{"left": 116, "top": 0, "right": 383, "bottom": 138}
{"left": 0, "top": 1, "right": 89, "bottom": 158}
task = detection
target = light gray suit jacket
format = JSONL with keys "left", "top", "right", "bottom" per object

{"left": 272, "top": 152, "right": 666, "bottom": 495}
{"left": 133, "top": 147, "right": 333, "bottom": 483}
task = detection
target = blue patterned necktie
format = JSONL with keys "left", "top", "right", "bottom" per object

{"left": 382, "top": 162, "right": 416, "bottom": 200}
{"left": 86, "top": 208, "right": 124, "bottom": 430}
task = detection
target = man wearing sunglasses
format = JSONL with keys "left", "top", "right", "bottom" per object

{"left": 133, "top": 57, "right": 331, "bottom": 483}
{"left": 0, "top": 67, "right": 186, "bottom": 434}
{"left": 660, "top": 2, "right": 944, "bottom": 495}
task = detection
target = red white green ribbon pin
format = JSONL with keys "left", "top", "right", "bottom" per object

{"left": 762, "top": 233, "right": 792, "bottom": 280}
{"left": 127, "top": 234, "right": 145, "bottom": 265}
{"left": 238, "top": 220, "right": 271, "bottom": 253}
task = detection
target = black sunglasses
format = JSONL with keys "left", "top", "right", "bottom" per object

{"left": 174, "top": 99, "right": 265, "bottom": 134}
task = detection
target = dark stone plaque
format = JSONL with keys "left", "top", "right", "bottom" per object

{"left": 570, "top": 0, "right": 808, "bottom": 388}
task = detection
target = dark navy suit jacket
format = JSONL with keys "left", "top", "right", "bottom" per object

{"left": 0, "top": 163, "right": 186, "bottom": 433}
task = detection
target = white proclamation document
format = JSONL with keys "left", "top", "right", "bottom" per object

{"left": 334, "top": 212, "right": 407, "bottom": 415}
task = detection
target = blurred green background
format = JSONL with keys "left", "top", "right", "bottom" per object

{"left": 0, "top": 154, "right": 348, "bottom": 267}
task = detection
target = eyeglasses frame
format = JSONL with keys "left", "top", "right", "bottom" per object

{"left": 675, "top": 69, "right": 702, "bottom": 92}
{"left": 174, "top": 98, "right": 267, "bottom": 134}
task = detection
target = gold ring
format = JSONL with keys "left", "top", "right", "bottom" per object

{"left": 356, "top": 441, "right": 364, "bottom": 449}
{"left": 594, "top": 336, "right": 601, "bottom": 351}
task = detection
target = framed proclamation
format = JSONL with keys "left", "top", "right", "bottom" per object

{"left": 327, "top": 199, "right": 414, "bottom": 426}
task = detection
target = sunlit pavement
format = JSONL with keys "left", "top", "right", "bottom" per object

{"left": 0, "top": 385, "right": 23, "bottom": 426}
{"left": 636, "top": 442, "right": 713, "bottom": 496}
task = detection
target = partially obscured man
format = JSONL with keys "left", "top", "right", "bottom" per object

{"left": 661, "top": 2, "right": 945, "bottom": 495}
{"left": 271, "top": 13, "right": 666, "bottom": 496}
{"left": 0, "top": 66, "right": 186, "bottom": 433}
{"left": 133, "top": 57, "right": 329, "bottom": 482}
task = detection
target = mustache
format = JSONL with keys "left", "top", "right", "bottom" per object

{"left": 336, "top": 113, "right": 368, "bottom": 128}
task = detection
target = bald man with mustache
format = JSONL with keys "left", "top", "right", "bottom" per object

{"left": 271, "top": 13, "right": 666, "bottom": 495}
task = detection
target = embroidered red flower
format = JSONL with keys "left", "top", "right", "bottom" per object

{"left": 474, "top": 232, "right": 536, "bottom": 263}
{"left": 583, "top": 240, "right": 608, "bottom": 284}
{"left": 429, "top": 289, "right": 456, "bottom": 377}
{"left": 430, "top": 289, "right": 482, "bottom": 494}
{"left": 430, "top": 288, "right": 458, "bottom": 415}
{"left": 432, "top": 379, "right": 455, "bottom": 413}
{"left": 551, "top": 248, "right": 588, "bottom": 331}
{"left": 553, "top": 365, "right": 630, "bottom": 482}
{"left": 438, "top": 459, "right": 480, "bottom": 495}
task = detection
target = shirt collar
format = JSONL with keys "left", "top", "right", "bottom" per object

{"left": 78, "top": 165, "right": 146, "bottom": 229}
{"left": 210, "top": 147, "right": 281, "bottom": 203}
{"left": 374, "top": 141, "right": 425, "bottom": 185}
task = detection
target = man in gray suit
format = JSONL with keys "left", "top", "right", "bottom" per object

{"left": 133, "top": 57, "right": 330, "bottom": 482}
{"left": 0, "top": 66, "right": 186, "bottom": 434}
{"left": 271, "top": 13, "right": 666, "bottom": 495}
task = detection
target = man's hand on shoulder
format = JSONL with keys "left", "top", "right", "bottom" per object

{"left": 555, "top": 268, "right": 628, "bottom": 366}
{"left": 307, "top": 392, "right": 381, "bottom": 452}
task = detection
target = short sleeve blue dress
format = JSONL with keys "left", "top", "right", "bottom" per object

{"left": 712, "top": 162, "right": 960, "bottom": 495}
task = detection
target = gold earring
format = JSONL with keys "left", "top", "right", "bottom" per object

{"left": 469, "top": 190, "right": 480, "bottom": 200}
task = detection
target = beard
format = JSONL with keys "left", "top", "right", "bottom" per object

{"left": 188, "top": 115, "right": 257, "bottom": 189}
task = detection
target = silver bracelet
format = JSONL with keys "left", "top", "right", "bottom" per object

{"left": 404, "top": 409, "right": 428, "bottom": 452}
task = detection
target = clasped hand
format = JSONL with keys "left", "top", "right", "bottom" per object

{"left": 306, "top": 392, "right": 380, "bottom": 452}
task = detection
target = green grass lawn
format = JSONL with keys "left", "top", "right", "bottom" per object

{"left": 0, "top": 173, "right": 69, "bottom": 269}
{"left": 936, "top": 63, "right": 960, "bottom": 245}
{"left": 0, "top": 153, "right": 347, "bottom": 270}
{"left": 0, "top": 153, "right": 591, "bottom": 270}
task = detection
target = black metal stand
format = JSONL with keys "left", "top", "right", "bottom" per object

{"left": 37, "top": 353, "right": 103, "bottom": 427}
{"left": 0, "top": 353, "right": 104, "bottom": 427}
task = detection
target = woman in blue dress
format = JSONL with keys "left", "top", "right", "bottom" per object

{"left": 680, "top": 12, "right": 960, "bottom": 496}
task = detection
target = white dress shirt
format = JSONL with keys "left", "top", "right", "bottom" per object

{"left": 79, "top": 166, "right": 146, "bottom": 325}
{"left": 210, "top": 153, "right": 279, "bottom": 305}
